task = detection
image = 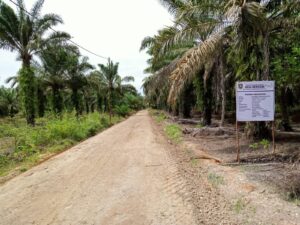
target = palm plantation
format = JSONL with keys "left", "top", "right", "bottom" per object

{"left": 0, "top": 0, "right": 143, "bottom": 177}
{"left": 0, "top": 0, "right": 69, "bottom": 125}
{"left": 142, "top": 0, "right": 300, "bottom": 138}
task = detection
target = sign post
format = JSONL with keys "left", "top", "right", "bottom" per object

{"left": 236, "top": 121, "right": 240, "bottom": 162}
{"left": 236, "top": 81, "right": 275, "bottom": 163}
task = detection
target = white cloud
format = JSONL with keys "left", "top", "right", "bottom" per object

{"left": 0, "top": 0, "right": 173, "bottom": 92}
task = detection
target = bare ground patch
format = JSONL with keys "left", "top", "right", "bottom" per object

{"left": 156, "top": 113, "right": 300, "bottom": 225}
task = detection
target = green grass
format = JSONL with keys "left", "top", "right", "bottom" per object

{"left": 164, "top": 124, "right": 182, "bottom": 143}
{"left": 195, "top": 124, "right": 204, "bottom": 128}
{"left": 156, "top": 114, "right": 167, "bottom": 123}
{"left": 191, "top": 158, "right": 199, "bottom": 167}
{"left": 285, "top": 190, "right": 300, "bottom": 206}
{"left": 291, "top": 198, "right": 300, "bottom": 206}
{"left": 249, "top": 139, "right": 270, "bottom": 150}
{"left": 207, "top": 172, "right": 225, "bottom": 187}
{"left": 149, "top": 109, "right": 182, "bottom": 143}
{"left": 233, "top": 198, "right": 247, "bottom": 214}
{"left": 0, "top": 112, "right": 122, "bottom": 177}
{"left": 149, "top": 109, "right": 167, "bottom": 123}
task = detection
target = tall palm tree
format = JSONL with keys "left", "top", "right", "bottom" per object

{"left": 156, "top": 0, "right": 299, "bottom": 134}
{"left": 86, "top": 70, "right": 107, "bottom": 113}
{"left": 39, "top": 42, "right": 76, "bottom": 116}
{"left": 140, "top": 25, "right": 194, "bottom": 114}
{"left": 143, "top": 0, "right": 225, "bottom": 124}
{"left": 97, "top": 59, "right": 134, "bottom": 123}
{"left": 165, "top": 0, "right": 299, "bottom": 99}
{"left": 65, "top": 55, "right": 94, "bottom": 118}
{"left": 97, "top": 59, "right": 120, "bottom": 122}
{"left": 0, "top": 0, "right": 69, "bottom": 125}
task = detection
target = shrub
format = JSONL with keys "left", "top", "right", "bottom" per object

{"left": 114, "top": 104, "right": 130, "bottom": 117}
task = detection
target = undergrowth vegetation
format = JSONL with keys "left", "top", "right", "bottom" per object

{"left": 164, "top": 124, "right": 182, "bottom": 143}
{"left": 207, "top": 173, "right": 225, "bottom": 188}
{"left": 149, "top": 109, "right": 167, "bottom": 123}
{"left": 150, "top": 109, "right": 182, "bottom": 143}
{"left": 0, "top": 113, "right": 122, "bottom": 176}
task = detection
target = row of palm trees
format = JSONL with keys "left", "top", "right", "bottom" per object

{"left": 0, "top": 0, "right": 142, "bottom": 124}
{"left": 142, "top": 0, "right": 300, "bottom": 138}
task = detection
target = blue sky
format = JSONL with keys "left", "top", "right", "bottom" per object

{"left": 0, "top": 0, "right": 173, "bottom": 93}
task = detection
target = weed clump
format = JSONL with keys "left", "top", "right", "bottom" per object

{"left": 165, "top": 124, "right": 182, "bottom": 143}
{"left": 207, "top": 173, "right": 225, "bottom": 187}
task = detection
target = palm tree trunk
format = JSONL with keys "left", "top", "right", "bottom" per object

{"left": 85, "top": 98, "right": 90, "bottom": 114}
{"left": 9, "top": 106, "right": 14, "bottom": 118}
{"left": 202, "top": 64, "right": 213, "bottom": 126}
{"left": 219, "top": 51, "right": 226, "bottom": 127}
{"left": 52, "top": 86, "right": 63, "bottom": 116}
{"left": 103, "top": 97, "right": 108, "bottom": 112}
{"left": 91, "top": 103, "right": 95, "bottom": 113}
{"left": 108, "top": 87, "right": 113, "bottom": 124}
{"left": 252, "top": 37, "right": 271, "bottom": 139}
{"left": 182, "top": 83, "right": 194, "bottom": 118}
{"left": 19, "top": 60, "right": 36, "bottom": 126}
{"left": 256, "top": 47, "right": 261, "bottom": 80}
{"left": 202, "top": 81, "right": 212, "bottom": 126}
{"left": 37, "top": 87, "right": 45, "bottom": 118}
{"left": 279, "top": 86, "right": 293, "bottom": 131}
{"left": 72, "top": 88, "right": 80, "bottom": 119}
{"left": 262, "top": 32, "right": 270, "bottom": 80}
{"left": 97, "top": 94, "right": 102, "bottom": 112}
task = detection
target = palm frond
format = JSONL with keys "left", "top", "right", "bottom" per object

{"left": 159, "top": 0, "right": 184, "bottom": 15}
{"left": 0, "top": 2, "right": 22, "bottom": 50}
{"left": 122, "top": 76, "right": 135, "bottom": 83}
{"left": 140, "top": 36, "right": 155, "bottom": 51}
{"left": 168, "top": 32, "right": 223, "bottom": 105}
{"left": 30, "top": 0, "right": 44, "bottom": 19}
{"left": 16, "top": 0, "right": 26, "bottom": 22}
{"left": 35, "top": 13, "right": 63, "bottom": 35}
{"left": 5, "top": 75, "right": 19, "bottom": 88}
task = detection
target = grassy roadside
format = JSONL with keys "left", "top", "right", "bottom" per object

{"left": 0, "top": 112, "right": 123, "bottom": 178}
{"left": 149, "top": 109, "right": 182, "bottom": 143}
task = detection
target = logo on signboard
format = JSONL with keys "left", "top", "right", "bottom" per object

{"left": 265, "top": 83, "right": 274, "bottom": 89}
{"left": 238, "top": 83, "right": 243, "bottom": 89}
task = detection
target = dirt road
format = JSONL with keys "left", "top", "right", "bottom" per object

{"left": 0, "top": 111, "right": 197, "bottom": 225}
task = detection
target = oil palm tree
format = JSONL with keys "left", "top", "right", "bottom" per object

{"left": 140, "top": 25, "right": 194, "bottom": 114}
{"left": 0, "top": 0, "right": 69, "bottom": 125}
{"left": 97, "top": 59, "right": 134, "bottom": 122}
{"left": 0, "top": 87, "right": 18, "bottom": 117}
{"left": 39, "top": 42, "right": 76, "bottom": 116}
{"left": 65, "top": 54, "right": 94, "bottom": 118}
{"left": 143, "top": 0, "right": 225, "bottom": 124}
{"left": 157, "top": 0, "right": 299, "bottom": 133}
{"left": 86, "top": 70, "right": 107, "bottom": 112}
{"left": 165, "top": 0, "right": 299, "bottom": 99}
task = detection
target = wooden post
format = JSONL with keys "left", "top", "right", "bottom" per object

{"left": 236, "top": 121, "right": 240, "bottom": 163}
{"left": 272, "top": 121, "right": 276, "bottom": 154}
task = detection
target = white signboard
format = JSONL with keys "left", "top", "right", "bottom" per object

{"left": 236, "top": 81, "right": 275, "bottom": 122}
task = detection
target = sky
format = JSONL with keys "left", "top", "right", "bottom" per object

{"left": 0, "top": 0, "right": 173, "bottom": 93}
